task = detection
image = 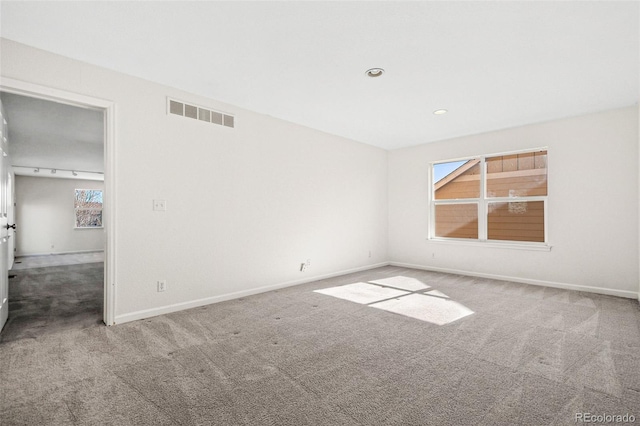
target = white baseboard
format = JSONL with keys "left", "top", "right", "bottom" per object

{"left": 114, "top": 260, "right": 639, "bottom": 325}
{"left": 16, "top": 249, "right": 104, "bottom": 257}
{"left": 114, "top": 262, "right": 390, "bottom": 325}
{"left": 390, "top": 261, "right": 639, "bottom": 299}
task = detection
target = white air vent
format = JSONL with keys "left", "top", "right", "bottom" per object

{"left": 167, "top": 98, "right": 235, "bottom": 129}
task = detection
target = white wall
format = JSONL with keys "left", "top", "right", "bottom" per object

{"left": 15, "top": 176, "right": 104, "bottom": 256}
{"left": 0, "top": 39, "right": 389, "bottom": 322}
{"left": 389, "top": 106, "right": 639, "bottom": 297}
{"left": 2, "top": 38, "right": 637, "bottom": 322}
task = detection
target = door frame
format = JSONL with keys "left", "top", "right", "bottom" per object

{"left": 0, "top": 77, "right": 117, "bottom": 326}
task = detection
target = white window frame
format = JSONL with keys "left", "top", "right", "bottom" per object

{"left": 74, "top": 188, "right": 104, "bottom": 229}
{"left": 428, "top": 148, "right": 550, "bottom": 251}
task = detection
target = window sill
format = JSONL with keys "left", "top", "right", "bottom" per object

{"left": 427, "top": 238, "right": 552, "bottom": 251}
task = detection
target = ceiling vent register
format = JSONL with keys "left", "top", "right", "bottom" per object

{"left": 168, "top": 98, "right": 234, "bottom": 128}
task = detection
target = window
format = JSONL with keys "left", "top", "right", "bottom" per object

{"left": 431, "top": 149, "right": 547, "bottom": 244}
{"left": 74, "top": 189, "right": 103, "bottom": 228}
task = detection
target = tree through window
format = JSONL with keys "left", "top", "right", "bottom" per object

{"left": 75, "top": 189, "right": 103, "bottom": 228}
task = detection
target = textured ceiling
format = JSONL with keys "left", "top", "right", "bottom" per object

{"left": 1, "top": 1, "right": 638, "bottom": 150}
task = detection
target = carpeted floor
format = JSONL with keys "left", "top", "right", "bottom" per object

{"left": 1, "top": 265, "right": 639, "bottom": 425}
{"left": 11, "top": 251, "right": 105, "bottom": 270}
{"left": 2, "top": 262, "right": 104, "bottom": 343}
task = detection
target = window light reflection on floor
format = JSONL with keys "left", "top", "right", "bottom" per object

{"left": 424, "top": 289, "right": 450, "bottom": 299}
{"left": 369, "top": 276, "right": 431, "bottom": 291}
{"left": 314, "top": 282, "right": 409, "bottom": 305}
{"left": 314, "top": 276, "right": 474, "bottom": 326}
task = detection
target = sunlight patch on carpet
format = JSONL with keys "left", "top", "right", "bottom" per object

{"left": 369, "top": 276, "right": 431, "bottom": 291}
{"left": 314, "top": 276, "right": 474, "bottom": 325}
{"left": 314, "top": 282, "right": 409, "bottom": 304}
{"left": 424, "top": 289, "right": 449, "bottom": 299}
{"left": 370, "top": 294, "right": 474, "bottom": 325}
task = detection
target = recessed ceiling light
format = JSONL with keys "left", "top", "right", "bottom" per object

{"left": 433, "top": 109, "right": 448, "bottom": 115}
{"left": 365, "top": 68, "right": 385, "bottom": 78}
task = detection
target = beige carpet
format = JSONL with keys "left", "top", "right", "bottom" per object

{"left": 1, "top": 265, "right": 639, "bottom": 425}
{"left": 11, "top": 251, "right": 104, "bottom": 270}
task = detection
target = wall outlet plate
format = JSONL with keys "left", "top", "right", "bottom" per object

{"left": 157, "top": 280, "right": 167, "bottom": 292}
{"left": 153, "top": 199, "right": 167, "bottom": 211}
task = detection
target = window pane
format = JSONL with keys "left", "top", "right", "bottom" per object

{"left": 434, "top": 159, "right": 480, "bottom": 200}
{"left": 75, "top": 210, "right": 103, "bottom": 228}
{"left": 435, "top": 204, "right": 478, "bottom": 239}
{"left": 488, "top": 201, "right": 544, "bottom": 242}
{"left": 486, "top": 150, "right": 547, "bottom": 198}
{"left": 75, "top": 189, "right": 103, "bottom": 209}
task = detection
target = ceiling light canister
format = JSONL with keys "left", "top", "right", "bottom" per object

{"left": 433, "top": 109, "right": 448, "bottom": 115}
{"left": 365, "top": 68, "right": 385, "bottom": 78}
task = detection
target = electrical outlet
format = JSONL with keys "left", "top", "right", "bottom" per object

{"left": 153, "top": 199, "right": 167, "bottom": 211}
{"left": 157, "top": 280, "right": 167, "bottom": 292}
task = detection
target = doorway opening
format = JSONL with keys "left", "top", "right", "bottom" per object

{"left": 0, "top": 78, "right": 116, "bottom": 334}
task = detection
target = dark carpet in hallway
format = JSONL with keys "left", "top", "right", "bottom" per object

{"left": 1, "top": 262, "right": 103, "bottom": 343}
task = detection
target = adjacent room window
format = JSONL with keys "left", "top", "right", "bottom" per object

{"left": 431, "top": 149, "right": 547, "bottom": 244}
{"left": 74, "top": 189, "right": 103, "bottom": 228}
